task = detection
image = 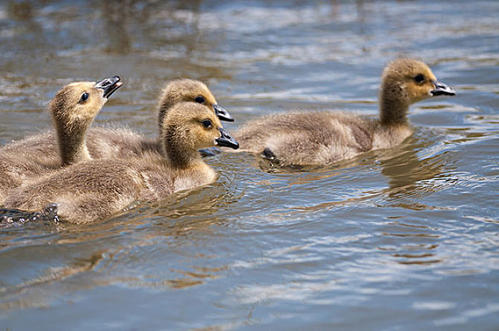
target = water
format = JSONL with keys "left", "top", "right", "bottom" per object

{"left": 1, "top": 0, "right": 498, "bottom": 329}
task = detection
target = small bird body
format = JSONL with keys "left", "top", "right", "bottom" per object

{"left": 0, "top": 76, "right": 122, "bottom": 202}
{"left": 231, "top": 59, "right": 455, "bottom": 167}
{"left": 3, "top": 102, "right": 239, "bottom": 224}
{"left": 0, "top": 78, "right": 231, "bottom": 204}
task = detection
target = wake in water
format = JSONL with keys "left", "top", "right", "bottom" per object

{"left": 0, "top": 204, "right": 59, "bottom": 228}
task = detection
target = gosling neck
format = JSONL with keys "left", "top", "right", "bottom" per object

{"left": 379, "top": 82, "right": 410, "bottom": 126}
{"left": 56, "top": 121, "right": 91, "bottom": 166}
{"left": 158, "top": 99, "right": 174, "bottom": 136}
{"left": 161, "top": 125, "right": 201, "bottom": 169}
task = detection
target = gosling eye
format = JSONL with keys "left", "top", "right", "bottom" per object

{"left": 195, "top": 96, "right": 205, "bottom": 104}
{"left": 201, "top": 119, "right": 213, "bottom": 129}
{"left": 80, "top": 92, "right": 89, "bottom": 103}
{"left": 414, "top": 74, "right": 425, "bottom": 84}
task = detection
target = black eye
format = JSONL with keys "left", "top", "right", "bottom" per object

{"left": 414, "top": 74, "right": 425, "bottom": 84}
{"left": 80, "top": 92, "right": 89, "bottom": 102}
{"left": 201, "top": 119, "right": 212, "bottom": 129}
{"left": 195, "top": 96, "right": 205, "bottom": 104}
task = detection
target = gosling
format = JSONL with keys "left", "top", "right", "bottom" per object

{"left": 0, "top": 79, "right": 233, "bottom": 164}
{"left": 0, "top": 76, "right": 122, "bottom": 203}
{"left": 231, "top": 58, "right": 456, "bottom": 167}
{"left": 3, "top": 102, "right": 239, "bottom": 224}
{"left": 84, "top": 78, "right": 234, "bottom": 158}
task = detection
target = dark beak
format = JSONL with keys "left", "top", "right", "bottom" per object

{"left": 95, "top": 75, "right": 123, "bottom": 99}
{"left": 215, "top": 128, "right": 239, "bottom": 149}
{"left": 213, "top": 104, "right": 234, "bottom": 122}
{"left": 430, "top": 80, "right": 456, "bottom": 96}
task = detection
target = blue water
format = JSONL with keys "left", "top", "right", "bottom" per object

{"left": 0, "top": 0, "right": 498, "bottom": 330}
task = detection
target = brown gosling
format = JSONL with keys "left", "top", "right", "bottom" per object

{"left": 82, "top": 78, "right": 234, "bottom": 159}
{"left": 231, "top": 58, "right": 456, "bottom": 167}
{"left": 0, "top": 76, "right": 122, "bottom": 203}
{"left": 3, "top": 102, "right": 239, "bottom": 224}
{"left": 0, "top": 79, "right": 234, "bottom": 168}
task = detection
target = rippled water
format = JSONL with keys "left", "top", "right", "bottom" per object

{"left": 1, "top": 0, "right": 498, "bottom": 329}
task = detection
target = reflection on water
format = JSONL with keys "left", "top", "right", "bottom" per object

{"left": 1, "top": 0, "right": 499, "bottom": 329}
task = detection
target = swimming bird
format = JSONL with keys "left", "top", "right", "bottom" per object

{"left": 0, "top": 78, "right": 232, "bottom": 204}
{"left": 0, "top": 76, "right": 122, "bottom": 203}
{"left": 84, "top": 78, "right": 234, "bottom": 158}
{"left": 231, "top": 58, "right": 456, "bottom": 167}
{"left": 2, "top": 79, "right": 233, "bottom": 164}
{"left": 3, "top": 102, "right": 239, "bottom": 224}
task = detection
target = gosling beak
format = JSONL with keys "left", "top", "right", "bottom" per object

{"left": 215, "top": 128, "right": 239, "bottom": 149}
{"left": 95, "top": 75, "right": 123, "bottom": 99}
{"left": 430, "top": 80, "right": 456, "bottom": 96}
{"left": 213, "top": 104, "right": 234, "bottom": 122}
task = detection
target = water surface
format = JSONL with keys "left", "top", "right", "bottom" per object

{"left": 0, "top": 0, "right": 498, "bottom": 330}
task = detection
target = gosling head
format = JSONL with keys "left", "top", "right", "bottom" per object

{"left": 50, "top": 75, "right": 122, "bottom": 132}
{"left": 50, "top": 75, "right": 123, "bottom": 164}
{"left": 157, "top": 79, "right": 233, "bottom": 133}
{"left": 161, "top": 102, "right": 238, "bottom": 167}
{"left": 379, "top": 59, "right": 455, "bottom": 125}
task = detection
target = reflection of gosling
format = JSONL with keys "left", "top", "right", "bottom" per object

{"left": 0, "top": 76, "right": 122, "bottom": 202}
{"left": 4, "top": 102, "right": 239, "bottom": 224}
{"left": 231, "top": 59, "right": 456, "bottom": 167}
